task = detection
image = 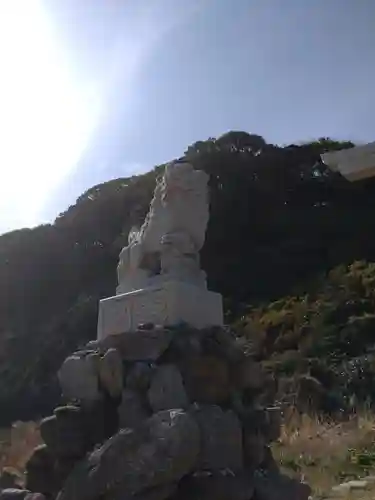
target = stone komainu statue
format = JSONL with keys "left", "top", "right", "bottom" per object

{"left": 116, "top": 161, "right": 209, "bottom": 294}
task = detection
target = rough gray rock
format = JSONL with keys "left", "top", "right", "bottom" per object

{"left": 253, "top": 471, "right": 311, "bottom": 500}
{"left": 243, "top": 431, "right": 266, "bottom": 469}
{"left": 113, "top": 483, "right": 177, "bottom": 500}
{"left": 126, "top": 362, "right": 154, "bottom": 392}
{"left": 58, "top": 354, "right": 100, "bottom": 403}
{"left": 178, "top": 473, "right": 254, "bottom": 500}
{"left": 25, "top": 444, "right": 56, "bottom": 495}
{"left": 0, "top": 469, "right": 22, "bottom": 490}
{"left": 0, "top": 491, "right": 44, "bottom": 500}
{"left": 57, "top": 409, "right": 200, "bottom": 500}
{"left": 98, "top": 348, "right": 123, "bottom": 398}
{"left": 182, "top": 356, "right": 231, "bottom": 405}
{"left": 118, "top": 389, "right": 150, "bottom": 429}
{"left": 192, "top": 405, "right": 243, "bottom": 472}
{"left": 81, "top": 398, "right": 119, "bottom": 447}
{"left": 40, "top": 407, "right": 87, "bottom": 458}
{"left": 99, "top": 329, "right": 174, "bottom": 361}
{"left": 148, "top": 365, "right": 189, "bottom": 412}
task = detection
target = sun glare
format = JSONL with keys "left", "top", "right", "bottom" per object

{"left": 0, "top": 0, "right": 98, "bottom": 232}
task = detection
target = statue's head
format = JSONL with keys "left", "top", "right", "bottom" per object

{"left": 164, "top": 160, "right": 193, "bottom": 178}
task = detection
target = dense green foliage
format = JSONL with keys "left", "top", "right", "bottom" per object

{"left": 1, "top": 131, "right": 375, "bottom": 422}
{"left": 236, "top": 261, "right": 375, "bottom": 410}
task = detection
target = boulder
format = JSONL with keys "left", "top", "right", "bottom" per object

{"left": 243, "top": 431, "right": 266, "bottom": 469}
{"left": 178, "top": 473, "right": 254, "bottom": 500}
{"left": 39, "top": 411, "right": 86, "bottom": 459}
{"left": 0, "top": 491, "right": 43, "bottom": 500}
{"left": 112, "top": 483, "right": 177, "bottom": 500}
{"left": 260, "top": 447, "right": 281, "bottom": 476}
{"left": 57, "top": 409, "right": 200, "bottom": 500}
{"left": 118, "top": 389, "right": 150, "bottom": 429}
{"left": 182, "top": 356, "right": 230, "bottom": 405}
{"left": 192, "top": 405, "right": 243, "bottom": 472}
{"left": 240, "top": 406, "right": 281, "bottom": 443}
{"left": 26, "top": 444, "right": 57, "bottom": 495}
{"left": 148, "top": 365, "right": 189, "bottom": 412}
{"left": 98, "top": 348, "right": 123, "bottom": 398}
{"left": 126, "top": 363, "right": 154, "bottom": 392}
{"left": 98, "top": 329, "right": 174, "bottom": 361}
{"left": 167, "top": 329, "right": 203, "bottom": 361}
{"left": 0, "top": 469, "right": 22, "bottom": 490}
{"left": 82, "top": 398, "right": 119, "bottom": 448}
{"left": 253, "top": 472, "right": 311, "bottom": 500}
{"left": 58, "top": 354, "right": 100, "bottom": 403}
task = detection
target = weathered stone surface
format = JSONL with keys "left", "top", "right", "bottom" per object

{"left": 118, "top": 389, "right": 150, "bottom": 429}
{"left": 253, "top": 472, "right": 311, "bottom": 500}
{"left": 167, "top": 329, "right": 203, "bottom": 360}
{"left": 82, "top": 398, "right": 119, "bottom": 448}
{"left": 243, "top": 431, "right": 266, "bottom": 469}
{"left": 148, "top": 364, "right": 189, "bottom": 412}
{"left": 40, "top": 410, "right": 86, "bottom": 458}
{"left": 239, "top": 406, "right": 280, "bottom": 443}
{"left": 182, "top": 356, "right": 230, "bottom": 404}
{"left": 25, "top": 495, "right": 45, "bottom": 500}
{"left": 54, "top": 457, "right": 79, "bottom": 493}
{"left": 126, "top": 362, "right": 154, "bottom": 392}
{"left": 192, "top": 405, "right": 243, "bottom": 472}
{"left": 138, "top": 323, "right": 155, "bottom": 330}
{"left": 113, "top": 483, "right": 177, "bottom": 500}
{"left": 58, "top": 354, "right": 100, "bottom": 403}
{"left": 86, "top": 340, "right": 100, "bottom": 350}
{"left": 99, "top": 329, "right": 174, "bottom": 361}
{"left": 57, "top": 409, "right": 200, "bottom": 500}
{"left": 98, "top": 348, "right": 123, "bottom": 398}
{"left": 0, "top": 491, "right": 32, "bottom": 500}
{"left": 39, "top": 416, "right": 57, "bottom": 449}
{"left": 25, "top": 494, "right": 45, "bottom": 500}
{"left": 0, "top": 469, "right": 22, "bottom": 490}
{"left": 26, "top": 444, "right": 56, "bottom": 495}
{"left": 259, "top": 447, "right": 280, "bottom": 476}
{"left": 178, "top": 473, "right": 254, "bottom": 500}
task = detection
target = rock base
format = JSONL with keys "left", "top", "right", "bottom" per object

{"left": 19, "top": 324, "right": 310, "bottom": 500}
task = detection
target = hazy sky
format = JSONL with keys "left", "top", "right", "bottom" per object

{"left": 1, "top": 0, "right": 375, "bottom": 234}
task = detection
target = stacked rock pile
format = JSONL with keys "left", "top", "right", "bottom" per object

{"left": 2, "top": 324, "right": 311, "bottom": 500}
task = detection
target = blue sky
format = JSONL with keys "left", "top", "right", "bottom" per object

{"left": 1, "top": 0, "right": 375, "bottom": 234}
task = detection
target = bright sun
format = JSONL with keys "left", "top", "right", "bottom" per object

{"left": 0, "top": 0, "right": 98, "bottom": 233}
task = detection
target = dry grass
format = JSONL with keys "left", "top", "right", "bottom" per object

{"left": 273, "top": 408, "right": 375, "bottom": 497}
{"left": 0, "top": 421, "right": 41, "bottom": 480}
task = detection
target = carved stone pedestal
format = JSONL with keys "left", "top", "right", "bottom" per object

{"left": 97, "top": 281, "right": 223, "bottom": 340}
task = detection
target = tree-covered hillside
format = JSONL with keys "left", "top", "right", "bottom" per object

{"left": 1, "top": 131, "right": 375, "bottom": 423}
